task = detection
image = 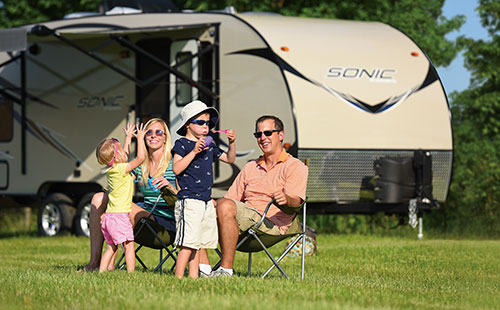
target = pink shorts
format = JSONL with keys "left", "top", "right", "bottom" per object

{"left": 101, "top": 213, "right": 134, "bottom": 245}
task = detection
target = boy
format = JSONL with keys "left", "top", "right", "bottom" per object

{"left": 172, "top": 100, "right": 236, "bottom": 279}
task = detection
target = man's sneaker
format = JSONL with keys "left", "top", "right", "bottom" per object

{"left": 199, "top": 270, "right": 211, "bottom": 278}
{"left": 210, "top": 268, "right": 233, "bottom": 277}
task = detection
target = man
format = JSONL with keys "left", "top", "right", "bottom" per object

{"left": 211, "top": 115, "right": 308, "bottom": 277}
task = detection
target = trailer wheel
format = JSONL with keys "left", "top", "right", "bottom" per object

{"left": 38, "top": 193, "right": 75, "bottom": 236}
{"left": 74, "top": 193, "right": 94, "bottom": 237}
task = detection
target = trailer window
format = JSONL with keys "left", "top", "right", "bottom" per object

{"left": 175, "top": 52, "right": 193, "bottom": 106}
{"left": 0, "top": 96, "right": 13, "bottom": 142}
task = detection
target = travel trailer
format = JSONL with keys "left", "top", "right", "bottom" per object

{"left": 0, "top": 1, "right": 452, "bottom": 238}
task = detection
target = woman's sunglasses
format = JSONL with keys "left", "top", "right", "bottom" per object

{"left": 191, "top": 120, "right": 211, "bottom": 126}
{"left": 253, "top": 130, "right": 281, "bottom": 139}
{"left": 146, "top": 129, "right": 164, "bottom": 136}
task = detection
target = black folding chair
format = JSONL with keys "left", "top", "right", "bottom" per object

{"left": 116, "top": 194, "right": 177, "bottom": 273}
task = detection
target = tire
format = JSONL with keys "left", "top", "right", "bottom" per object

{"left": 74, "top": 192, "right": 95, "bottom": 237}
{"left": 37, "top": 193, "right": 75, "bottom": 236}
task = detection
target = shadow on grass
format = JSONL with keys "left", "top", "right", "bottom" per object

{"left": 0, "top": 231, "right": 38, "bottom": 239}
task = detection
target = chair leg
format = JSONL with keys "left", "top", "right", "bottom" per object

{"left": 153, "top": 246, "right": 177, "bottom": 273}
{"left": 142, "top": 221, "right": 177, "bottom": 273}
{"left": 248, "top": 230, "right": 289, "bottom": 279}
{"left": 248, "top": 252, "right": 252, "bottom": 277}
{"left": 262, "top": 233, "right": 304, "bottom": 278}
{"left": 159, "top": 248, "right": 163, "bottom": 274}
{"left": 212, "top": 248, "right": 223, "bottom": 271}
{"left": 301, "top": 233, "right": 306, "bottom": 280}
{"left": 134, "top": 245, "right": 148, "bottom": 270}
{"left": 115, "top": 252, "right": 125, "bottom": 270}
{"left": 116, "top": 244, "right": 148, "bottom": 270}
{"left": 212, "top": 234, "right": 251, "bottom": 272}
{"left": 301, "top": 205, "right": 306, "bottom": 280}
{"left": 169, "top": 248, "right": 178, "bottom": 272}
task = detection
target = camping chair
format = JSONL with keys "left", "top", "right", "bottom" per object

{"left": 116, "top": 191, "right": 177, "bottom": 273}
{"left": 214, "top": 199, "right": 307, "bottom": 280}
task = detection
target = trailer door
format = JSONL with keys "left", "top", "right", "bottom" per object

{"left": 169, "top": 39, "right": 199, "bottom": 142}
{"left": 136, "top": 38, "right": 172, "bottom": 122}
{"left": 0, "top": 96, "right": 13, "bottom": 190}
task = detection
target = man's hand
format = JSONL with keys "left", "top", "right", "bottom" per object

{"left": 272, "top": 190, "right": 288, "bottom": 206}
{"left": 272, "top": 189, "right": 303, "bottom": 208}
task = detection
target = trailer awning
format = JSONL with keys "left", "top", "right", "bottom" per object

{"left": 27, "top": 22, "right": 214, "bottom": 42}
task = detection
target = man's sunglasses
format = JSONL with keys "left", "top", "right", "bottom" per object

{"left": 191, "top": 120, "right": 210, "bottom": 126}
{"left": 253, "top": 130, "right": 281, "bottom": 139}
{"left": 146, "top": 129, "right": 164, "bottom": 136}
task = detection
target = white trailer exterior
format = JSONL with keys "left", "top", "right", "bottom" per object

{"left": 0, "top": 8, "right": 452, "bottom": 236}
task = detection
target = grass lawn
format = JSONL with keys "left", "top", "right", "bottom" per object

{"left": 0, "top": 233, "right": 499, "bottom": 310}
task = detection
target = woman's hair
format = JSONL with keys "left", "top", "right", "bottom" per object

{"left": 95, "top": 139, "right": 115, "bottom": 166}
{"left": 141, "top": 118, "right": 173, "bottom": 182}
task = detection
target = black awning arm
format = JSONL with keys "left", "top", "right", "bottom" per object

{"left": 0, "top": 54, "right": 22, "bottom": 69}
{"left": 141, "top": 43, "right": 215, "bottom": 87}
{"left": 113, "top": 35, "right": 217, "bottom": 99}
{"left": 20, "top": 51, "right": 27, "bottom": 174}
{"left": 31, "top": 24, "right": 218, "bottom": 98}
{"left": 33, "top": 25, "right": 145, "bottom": 87}
{"left": 0, "top": 75, "right": 59, "bottom": 108}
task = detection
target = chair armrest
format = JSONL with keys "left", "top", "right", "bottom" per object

{"left": 143, "top": 194, "right": 163, "bottom": 220}
{"left": 254, "top": 201, "right": 275, "bottom": 230}
{"left": 273, "top": 201, "right": 303, "bottom": 215}
{"left": 254, "top": 200, "right": 305, "bottom": 229}
{"left": 160, "top": 186, "right": 177, "bottom": 210}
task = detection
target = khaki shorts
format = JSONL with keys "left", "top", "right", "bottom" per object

{"left": 174, "top": 199, "right": 218, "bottom": 250}
{"left": 234, "top": 200, "right": 282, "bottom": 235}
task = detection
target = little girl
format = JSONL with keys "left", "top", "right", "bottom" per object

{"left": 95, "top": 122, "right": 146, "bottom": 273}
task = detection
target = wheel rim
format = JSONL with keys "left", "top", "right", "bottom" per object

{"left": 78, "top": 203, "right": 91, "bottom": 237}
{"left": 41, "top": 203, "right": 61, "bottom": 236}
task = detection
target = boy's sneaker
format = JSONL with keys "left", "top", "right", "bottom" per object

{"left": 210, "top": 268, "right": 233, "bottom": 277}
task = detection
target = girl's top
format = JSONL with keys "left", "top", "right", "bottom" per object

{"left": 106, "top": 163, "right": 134, "bottom": 213}
{"left": 133, "top": 160, "right": 176, "bottom": 220}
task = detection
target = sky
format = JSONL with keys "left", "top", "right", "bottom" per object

{"left": 437, "top": 0, "right": 489, "bottom": 94}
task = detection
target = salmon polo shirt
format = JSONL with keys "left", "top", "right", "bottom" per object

{"left": 224, "top": 150, "right": 308, "bottom": 233}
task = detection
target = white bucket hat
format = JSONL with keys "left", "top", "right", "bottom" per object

{"left": 176, "top": 100, "right": 219, "bottom": 136}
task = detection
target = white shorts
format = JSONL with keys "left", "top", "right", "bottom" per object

{"left": 174, "top": 198, "right": 218, "bottom": 250}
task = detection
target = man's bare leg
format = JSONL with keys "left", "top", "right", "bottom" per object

{"left": 216, "top": 198, "right": 239, "bottom": 269}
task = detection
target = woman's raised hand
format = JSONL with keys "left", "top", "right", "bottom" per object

{"left": 136, "top": 123, "right": 147, "bottom": 140}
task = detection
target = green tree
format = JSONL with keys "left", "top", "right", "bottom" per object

{"left": 179, "top": 0, "right": 464, "bottom": 67}
{"left": 0, "top": 0, "right": 100, "bottom": 28}
{"left": 428, "top": 0, "right": 500, "bottom": 236}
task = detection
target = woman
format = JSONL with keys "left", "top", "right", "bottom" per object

{"left": 82, "top": 118, "right": 178, "bottom": 272}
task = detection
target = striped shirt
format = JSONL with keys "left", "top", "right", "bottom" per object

{"left": 133, "top": 160, "right": 176, "bottom": 219}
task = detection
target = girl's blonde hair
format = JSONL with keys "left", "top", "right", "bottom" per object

{"left": 141, "top": 118, "right": 173, "bottom": 183}
{"left": 95, "top": 139, "right": 116, "bottom": 166}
